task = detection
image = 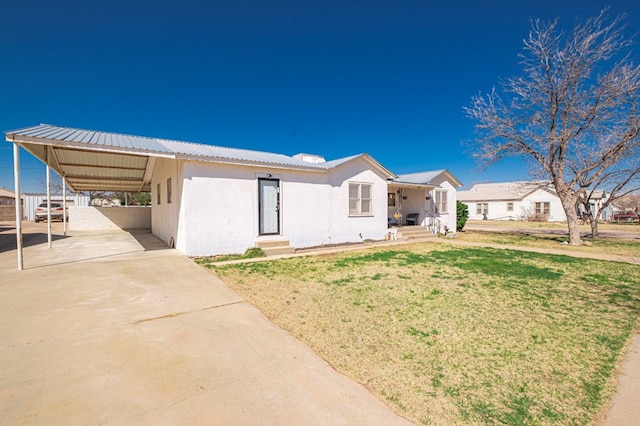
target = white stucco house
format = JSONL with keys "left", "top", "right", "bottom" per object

{"left": 7, "top": 124, "right": 463, "bottom": 256}
{"left": 152, "top": 151, "right": 396, "bottom": 256}
{"left": 457, "top": 181, "right": 566, "bottom": 221}
{"left": 457, "top": 181, "right": 608, "bottom": 222}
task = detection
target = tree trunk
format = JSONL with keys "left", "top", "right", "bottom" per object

{"left": 560, "top": 196, "right": 582, "bottom": 245}
{"left": 589, "top": 216, "right": 599, "bottom": 237}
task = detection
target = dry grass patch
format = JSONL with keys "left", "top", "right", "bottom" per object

{"left": 203, "top": 244, "right": 640, "bottom": 425}
{"left": 466, "top": 219, "right": 640, "bottom": 233}
{"left": 457, "top": 230, "right": 640, "bottom": 258}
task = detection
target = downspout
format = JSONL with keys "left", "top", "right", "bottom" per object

{"left": 13, "top": 141, "right": 23, "bottom": 270}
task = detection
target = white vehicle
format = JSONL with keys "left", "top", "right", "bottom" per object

{"left": 34, "top": 202, "right": 68, "bottom": 222}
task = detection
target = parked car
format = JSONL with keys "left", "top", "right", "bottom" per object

{"left": 34, "top": 202, "right": 68, "bottom": 222}
{"left": 611, "top": 211, "right": 639, "bottom": 222}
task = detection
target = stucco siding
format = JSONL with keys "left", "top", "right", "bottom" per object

{"left": 150, "top": 157, "right": 390, "bottom": 257}
{"left": 328, "top": 162, "right": 388, "bottom": 245}
{"left": 463, "top": 189, "right": 566, "bottom": 222}
{"left": 151, "top": 158, "right": 183, "bottom": 249}
{"left": 278, "top": 171, "right": 332, "bottom": 249}
{"left": 430, "top": 177, "right": 458, "bottom": 231}
{"left": 175, "top": 161, "right": 258, "bottom": 256}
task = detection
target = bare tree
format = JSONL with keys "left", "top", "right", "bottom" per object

{"left": 37, "top": 172, "right": 67, "bottom": 195}
{"left": 578, "top": 163, "right": 640, "bottom": 236}
{"left": 465, "top": 10, "right": 640, "bottom": 245}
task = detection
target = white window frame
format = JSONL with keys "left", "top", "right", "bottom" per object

{"left": 435, "top": 190, "right": 448, "bottom": 214}
{"left": 167, "top": 178, "right": 172, "bottom": 204}
{"left": 476, "top": 203, "right": 488, "bottom": 215}
{"left": 535, "top": 202, "right": 550, "bottom": 215}
{"left": 349, "top": 183, "right": 373, "bottom": 216}
{"left": 506, "top": 202, "right": 514, "bottom": 212}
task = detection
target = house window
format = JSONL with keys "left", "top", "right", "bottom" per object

{"left": 349, "top": 183, "right": 372, "bottom": 216}
{"left": 506, "top": 202, "right": 514, "bottom": 212}
{"left": 167, "top": 178, "right": 172, "bottom": 204}
{"left": 388, "top": 192, "right": 396, "bottom": 207}
{"left": 476, "top": 203, "right": 489, "bottom": 216}
{"left": 156, "top": 183, "right": 161, "bottom": 205}
{"left": 435, "top": 190, "right": 448, "bottom": 214}
{"left": 535, "top": 202, "right": 550, "bottom": 215}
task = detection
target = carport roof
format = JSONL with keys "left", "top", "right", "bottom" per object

{"left": 5, "top": 124, "right": 395, "bottom": 192}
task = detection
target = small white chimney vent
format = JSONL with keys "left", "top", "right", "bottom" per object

{"left": 293, "top": 153, "right": 326, "bottom": 163}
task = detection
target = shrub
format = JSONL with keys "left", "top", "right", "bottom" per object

{"left": 456, "top": 201, "right": 469, "bottom": 231}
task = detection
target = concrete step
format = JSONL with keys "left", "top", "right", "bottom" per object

{"left": 254, "top": 240, "right": 296, "bottom": 256}
{"left": 396, "top": 226, "right": 438, "bottom": 240}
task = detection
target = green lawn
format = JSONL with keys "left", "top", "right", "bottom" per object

{"left": 203, "top": 243, "right": 640, "bottom": 425}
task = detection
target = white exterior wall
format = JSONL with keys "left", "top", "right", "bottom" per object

{"left": 269, "top": 169, "right": 331, "bottom": 249}
{"left": 152, "top": 157, "right": 389, "bottom": 257}
{"left": 151, "top": 158, "right": 183, "bottom": 248}
{"left": 463, "top": 189, "right": 567, "bottom": 222}
{"left": 428, "top": 176, "right": 458, "bottom": 231}
{"left": 464, "top": 200, "right": 524, "bottom": 221}
{"left": 521, "top": 189, "right": 566, "bottom": 221}
{"left": 326, "top": 161, "right": 388, "bottom": 245}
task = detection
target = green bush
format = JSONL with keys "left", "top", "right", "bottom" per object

{"left": 457, "top": 201, "right": 469, "bottom": 231}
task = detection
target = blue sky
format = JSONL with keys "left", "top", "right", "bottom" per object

{"left": 2, "top": 0, "right": 639, "bottom": 192}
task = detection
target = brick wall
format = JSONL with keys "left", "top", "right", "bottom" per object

{"left": 0, "top": 205, "right": 21, "bottom": 221}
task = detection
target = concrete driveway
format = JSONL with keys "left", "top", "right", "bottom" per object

{"left": 0, "top": 222, "right": 412, "bottom": 425}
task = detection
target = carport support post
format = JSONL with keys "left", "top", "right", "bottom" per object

{"left": 46, "top": 163, "right": 51, "bottom": 248}
{"left": 13, "top": 143, "right": 23, "bottom": 271}
{"left": 62, "top": 176, "right": 67, "bottom": 237}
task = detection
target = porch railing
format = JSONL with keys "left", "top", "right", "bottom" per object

{"left": 424, "top": 210, "right": 443, "bottom": 235}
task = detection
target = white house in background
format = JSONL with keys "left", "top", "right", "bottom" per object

{"left": 387, "top": 170, "right": 463, "bottom": 233}
{"left": 457, "top": 181, "right": 567, "bottom": 221}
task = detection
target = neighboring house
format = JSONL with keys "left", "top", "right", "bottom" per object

{"left": 0, "top": 187, "right": 20, "bottom": 205}
{"left": 458, "top": 181, "right": 565, "bottom": 221}
{"left": 0, "top": 187, "right": 22, "bottom": 221}
{"left": 458, "top": 181, "right": 608, "bottom": 222}
{"left": 387, "top": 170, "right": 462, "bottom": 233}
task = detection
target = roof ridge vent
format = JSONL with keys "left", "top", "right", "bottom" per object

{"left": 293, "top": 153, "right": 326, "bottom": 163}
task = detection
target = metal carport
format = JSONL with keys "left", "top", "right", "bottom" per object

{"left": 6, "top": 124, "right": 161, "bottom": 270}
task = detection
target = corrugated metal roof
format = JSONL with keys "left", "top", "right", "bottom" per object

{"left": 6, "top": 124, "right": 338, "bottom": 170}
{"left": 457, "top": 181, "right": 556, "bottom": 202}
{"left": 391, "top": 169, "right": 462, "bottom": 188}
{"left": 394, "top": 170, "right": 446, "bottom": 185}
{"left": 5, "top": 124, "right": 396, "bottom": 192}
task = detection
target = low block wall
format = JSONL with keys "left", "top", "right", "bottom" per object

{"left": 69, "top": 206, "right": 151, "bottom": 230}
{"left": 0, "top": 205, "right": 21, "bottom": 221}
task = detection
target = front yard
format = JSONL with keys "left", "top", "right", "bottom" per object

{"left": 200, "top": 243, "right": 640, "bottom": 425}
